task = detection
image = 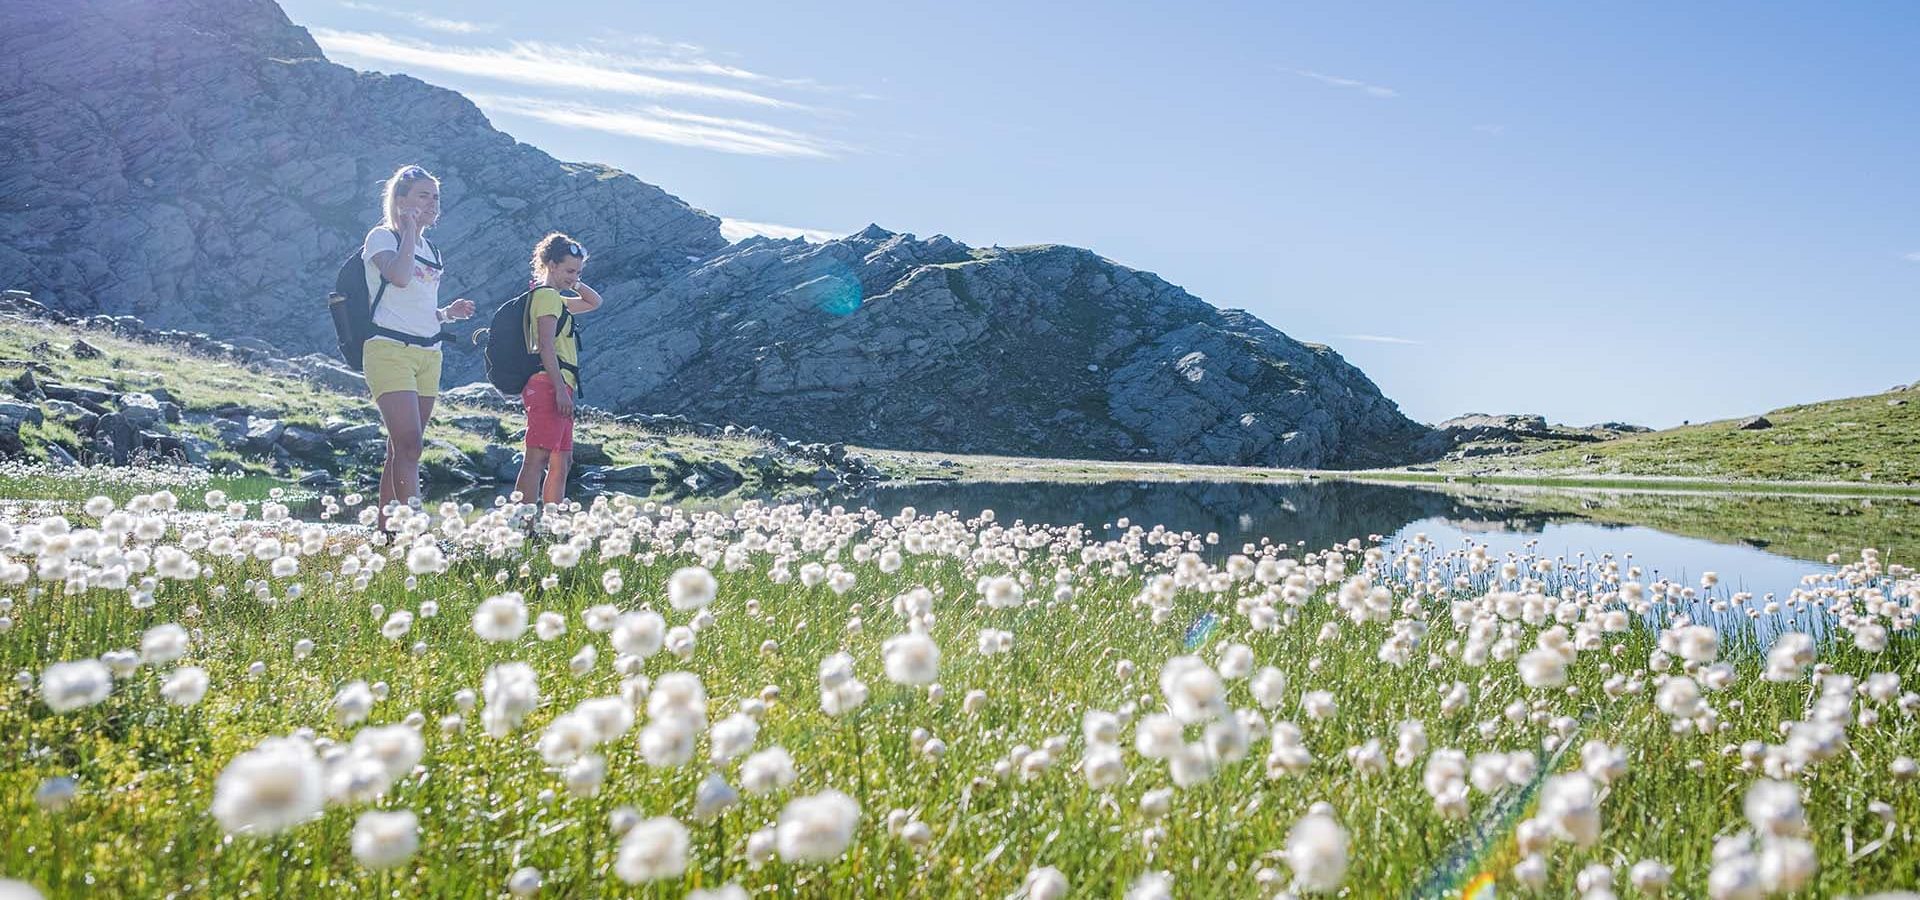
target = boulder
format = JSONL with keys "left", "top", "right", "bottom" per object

{"left": 117, "top": 392, "right": 165, "bottom": 429}
{"left": 266, "top": 354, "right": 366, "bottom": 394}
{"left": 1737, "top": 416, "right": 1774, "bottom": 431}
{"left": 573, "top": 441, "right": 613, "bottom": 466}
{"left": 244, "top": 417, "right": 285, "bottom": 448}
{"left": 441, "top": 382, "right": 511, "bottom": 410}
{"left": 278, "top": 424, "right": 331, "bottom": 456}
{"left": 297, "top": 470, "right": 342, "bottom": 489}
{"left": 41, "top": 383, "right": 115, "bottom": 408}
{"left": 93, "top": 412, "right": 138, "bottom": 465}
{"left": 41, "top": 399, "right": 90, "bottom": 422}
{"left": 0, "top": 420, "right": 23, "bottom": 459}
{"left": 211, "top": 417, "right": 249, "bottom": 447}
{"left": 694, "top": 460, "right": 743, "bottom": 487}
{"left": 585, "top": 464, "right": 657, "bottom": 484}
{"left": 331, "top": 423, "right": 384, "bottom": 443}
{"left": 69, "top": 339, "right": 103, "bottom": 360}
{"left": 450, "top": 414, "right": 502, "bottom": 436}
{"left": 478, "top": 444, "right": 522, "bottom": 481}
{"left": 0, "top": 400, "right": 42, "bottom": 427}
{"left": 44, "top": 442, "right": 78, "bottom": 467}
{"left": 180, "top": 435, "right": 214, "bottom": 465}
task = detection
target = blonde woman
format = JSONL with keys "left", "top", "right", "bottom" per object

{"left": 362, "top": 165, "right": 475, "bottom": 516}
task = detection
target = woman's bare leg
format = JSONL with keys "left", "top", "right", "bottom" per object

{"left": 516, "top": 447, "right": 551, "bottom": 504}
{"left": 542, "top": 450, "right": 572, "bottom": 504}
{"left": 376, "top": 390, "right": 425, "bottom": 516}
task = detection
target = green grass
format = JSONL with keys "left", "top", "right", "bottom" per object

{"left": 0, "top": 466, "right": 289, "bottom": 505}
{"left": 0, "top": 493, "right": 1913, "bottom": 897}
{"left": 1418, "top": 485, "right": 1920, "bottom": 566}
{"left": 1427, "top": 389, "right": 1920, "bottom": 485}
{"left": 0, "top": 317, "right": 869, "bottom": 494}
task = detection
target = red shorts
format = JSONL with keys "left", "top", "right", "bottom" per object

{"left": 522, "top": 371, "right": 574, "bottom": 452}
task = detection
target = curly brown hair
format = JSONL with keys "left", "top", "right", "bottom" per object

{"left": 529, "top": 232, "right": 588, "bottom": 283}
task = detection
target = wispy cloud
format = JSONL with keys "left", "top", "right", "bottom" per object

{"left": 1293, "top": 69, "right": 1399, "bottom": 99}
{"left": 1340, "top": 334, "right": 1423, "bottom": 345}
{"left": 720, "top": 219, "right": 843, "bottom": 243}
{"left": 470, "top": 94, "right": 847, "bottom": 158}
{"left": 311, "top": 29, "right": 802, "bottom": 109}
{"left": 337, "top": 2, "right": 494, "bottom": 34}
{"left": 1903, "top": 251, "right": 1920, "bottom": 263}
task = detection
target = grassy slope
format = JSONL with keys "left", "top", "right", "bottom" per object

{"left": 1424, "top": 389, "right": 1920, "bottom": 484}
{"left": 0, "top": 317, "right": 854, "bottom": 494}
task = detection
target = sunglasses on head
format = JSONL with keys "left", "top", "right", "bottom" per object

{"left": 565, "top": 241, "right": 584, "bottom": 257}
{"left": 399, "top": 166, "right": 430, "bottom": 180}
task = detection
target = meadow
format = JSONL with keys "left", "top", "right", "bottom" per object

{"left": 0, "top": 475, "right": 1915, "bottom": 898}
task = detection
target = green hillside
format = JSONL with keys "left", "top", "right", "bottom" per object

{"left": 1434, "top": 387, "right": 1920, "bottom": 485}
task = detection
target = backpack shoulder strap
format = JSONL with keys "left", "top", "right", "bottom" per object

{"left": 367, "top": 227, "right": 395, "bottom": 316}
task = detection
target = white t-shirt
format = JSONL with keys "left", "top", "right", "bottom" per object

{"left": 361, "top": 227, "right": 444, "bottom": 342}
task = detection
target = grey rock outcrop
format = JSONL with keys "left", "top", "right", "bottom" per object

{"left": 0, "top": 0, "right": 727, "bottom": 358}
{"left": 1412, "top": 413, "right": 1651, "bottom": 461}
{"left": 584, "top": 231, "right": 1428, "bottom": 468}
{"left": 1, "top": 0, "right": 1439, "bottom": 469}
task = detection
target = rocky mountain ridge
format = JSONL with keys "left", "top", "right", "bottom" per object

{"left": 585, "top": 227, "right": 1430, "bottom": 467}
{"left": 5, "top": 0, "right": 1437, "bottom": 469}
{"left": 0, "top": 0, "right": 726, "bottom": 356}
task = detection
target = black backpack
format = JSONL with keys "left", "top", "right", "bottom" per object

{"left": 475, "top": 289, "right": 582, "bottom": 396}
{"left": 326, "top": 231, "right": 447, "bottom": 371}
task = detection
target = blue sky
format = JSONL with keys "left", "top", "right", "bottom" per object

{"left": 284, "top": 0, "right": 1920, "bottom": 428}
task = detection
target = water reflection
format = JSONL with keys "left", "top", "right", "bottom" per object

{"left": 421, "top": 475, "right": 1917, "bottom": 610}
{"left": 837, "top": 479, "right": 1910, "bottom": 639}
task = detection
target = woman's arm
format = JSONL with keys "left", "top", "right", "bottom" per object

{"left": 565, "top": 282, "right": 602, "bottom": 314}
{"left": 372, "top": 215, "right": 421, "bottom": 287}
{"left": 536, "top": 314, "right": 573, "bottom": 418}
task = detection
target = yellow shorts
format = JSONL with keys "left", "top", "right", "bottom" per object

{"left": 362, "top": 339, "right": 443, "bottom": 400}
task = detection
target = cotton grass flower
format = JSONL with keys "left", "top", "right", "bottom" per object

{"left": 161, "top": 666, "right": 209, "bottom": 707}
{"left": 140, "top": 623, "right": 190, "bottom": 665}
{"left": 776, "top": 790, "right": 861, "bottom": 864}
{"left": 882, "top": 632, "right": 940, "bottom": 685}
{"left": 1517, "top": 646, "right": 1567, "bottom": 689}
{"left": 1537, "top": 772, "right": 1602, "bottom": 847}
{"left": 351, "top": 809, "right": 419, "bottom": 869}
{"left": 614, "top": 816, "right": 689, "bottom": 883}
{"left": 482, "top": 663, "right": 539, "bottom": 737}
{"left": 473, "top": 593, "right": 529, "bottom": 642}
{"left": 211, "top": 737, "right": 324, "bottom": 836}
{"left": 741, "top": 746, "right": 797, "bottom": 795}
{"left": 818, "top": 652, "right": 869, "bottom": 716}
{"left": 506, "top": 866, "right": 542, "bottom": 896}
{"left": 709, "top": 713, "right": 759, "bottom": 764}
{"left": 667, "top": 566, "right": 718, "bottom": 611}
{"left": 40, "top": 660, "right": 112, "bottom": 712}
{"left": 334, "top": 680, "right": 375, "bottom": 726}
{"left": 1024, "top": 866, "right": 1069, "bottom": 900}
{"left": 1744, "top": 779, "right": 1807, "bottom": 837}
{"left": 1159, "top": 655, "right": 1227, "bottom": 724}
{"left": 1284, "top": 812, "right": 1349, "bottom": 892}
{"left": 612, "top": 611, "right": 666, "bottom": 659}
